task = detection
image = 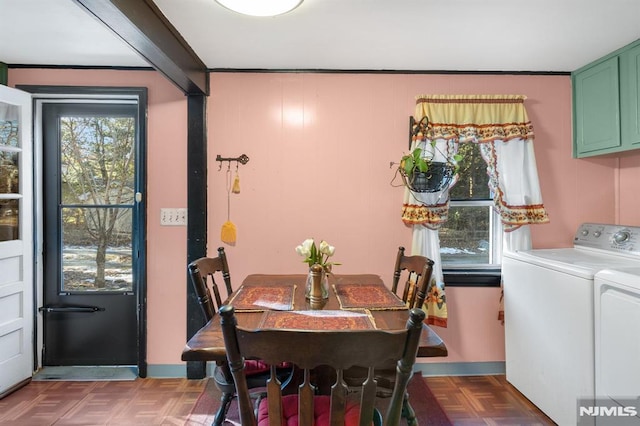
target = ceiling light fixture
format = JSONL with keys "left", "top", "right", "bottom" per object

{"left": 215, "top": 0, "right": 303, "bottom": 17}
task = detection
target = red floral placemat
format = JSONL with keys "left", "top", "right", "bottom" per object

{"left": 333, "top": 283, "right": 407, "bottom": 310}
{"left": 259, "top": 310, "right": 374, "bottom": 330}
{"left": 228, "top": 284, "right": 296, "bottom": 312}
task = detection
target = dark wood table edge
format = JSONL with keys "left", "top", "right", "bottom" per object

{"left": 182, "top": 322, "right": 447, "bottom": 362}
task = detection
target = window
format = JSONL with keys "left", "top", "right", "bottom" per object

{"left": 439, "top": 143, "right": 502, "bottom": 270}
{"left": 0, "top": 104, "right": 20, "bottom": 242}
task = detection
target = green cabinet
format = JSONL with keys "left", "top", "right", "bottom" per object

{"left": 573, "top": 57, "right": 620, "bottom": 155}
{"left": 573, "top": 39, "right": 640, "bottom": 157}
{"left": 621, "top": 43, "right": 640, "bottom": 149}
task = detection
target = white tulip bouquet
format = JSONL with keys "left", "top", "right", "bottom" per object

{"left": 295, "top": 238, "right": 341, "bottom": 271}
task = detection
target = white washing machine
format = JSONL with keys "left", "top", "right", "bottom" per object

{"left": 594, "top": 267, "right": 640, "bottom": 424}
{"left": 502, "top": 223, "right": 640, "bottom": 426}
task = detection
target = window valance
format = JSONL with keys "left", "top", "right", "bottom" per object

{"left": 414, "top": 94, "right": 534, "bottom": 144}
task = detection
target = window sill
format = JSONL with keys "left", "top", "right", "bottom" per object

{"left": 443, "top": 269, "right": 502, "bottom": 287}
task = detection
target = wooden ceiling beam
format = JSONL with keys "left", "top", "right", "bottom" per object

{"left": 73, "top": 0, "right": 208, "bottom": 95}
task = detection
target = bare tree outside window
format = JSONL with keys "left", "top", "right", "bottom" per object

{"left": 440, "top": 143, "right": 501, "bottom": 267}
{"left": 449, "top": 143, "right": 490, "bottom": 200}
{"left": 59, "top": 116, "right": 135, "bottom": 291}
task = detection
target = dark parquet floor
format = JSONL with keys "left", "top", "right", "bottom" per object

{"left": 0, "top": 378, "right": 206, "bottom": 425}
{"left": 424, "top": 375, "right": 556, "bottom": 425}
{"left": 0, "top": 375, "right": 555, "bottom": 425}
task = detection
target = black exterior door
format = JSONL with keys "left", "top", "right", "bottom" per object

{"left": 41, "top": 101, "right": 143, "bottom": 366}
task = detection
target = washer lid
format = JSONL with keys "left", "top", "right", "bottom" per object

{"left": 504, "top": 248, "right": 640, "bottom": 279}
{"left": 595, "top": 267, "right": 640, "bottom": 290}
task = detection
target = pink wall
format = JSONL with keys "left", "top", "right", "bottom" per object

{"left": 206, "top": 72, "right": 613, "bottom": 365}
{"left": 9, "top": 68, "right": 640, "bottom": 369}
{"left": 618, "top": 150, "right": 640, "bottom": 225}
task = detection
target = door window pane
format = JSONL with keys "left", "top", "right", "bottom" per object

{"left": 57, "top": 114, "right": 135, "bottom": 293}
{"left": 0, "top": 151, "right": 19, "bottom": 194}
{"left": 60, "top": 116, "right": 135, "bottom": 204}
{"left": 61, "top": 207, "right": 133, "bottom": 292}
{"left": 0, "top": 104, "right": 20, "bottom": 147}
{"left": 0, "top": 199, "right": 19, "bottom": 242}
{"left": 1, "top": 103, "right": 21, "bottom": 242}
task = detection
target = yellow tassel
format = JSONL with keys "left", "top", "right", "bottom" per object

{"left": 232, "top": 173, "right": 240, "bottom": 194}
{"left": 221, "top": 220, "right": 237, "bottom": 244}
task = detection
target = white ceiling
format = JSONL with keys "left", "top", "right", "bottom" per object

{"left": 2, "top": 0, "right": 640, "bottom": 72}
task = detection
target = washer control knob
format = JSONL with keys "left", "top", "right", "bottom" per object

{"left": 593, "top": 231, "right": 601, "bottom": 238}
{"left": 581, "top": 230, "right": 589, "bottom": 237}
{"left": 613, "top": 231, "right": 631, "bottom": 244}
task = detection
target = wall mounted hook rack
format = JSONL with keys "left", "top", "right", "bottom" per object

{"left": 216, "top": 154, "right": 250, "bottom": 170}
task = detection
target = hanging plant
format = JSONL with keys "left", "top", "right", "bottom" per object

{"left": 396, "top": 116, "right": 462, "bottom": 193}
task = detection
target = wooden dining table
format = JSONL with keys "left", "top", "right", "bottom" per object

{"left": 182, "top": 273, "right": 448, "bottom": 363}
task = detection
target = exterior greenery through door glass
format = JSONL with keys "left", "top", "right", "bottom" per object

{"left": 59, "top": 114, "right": 135, "bottom": 292}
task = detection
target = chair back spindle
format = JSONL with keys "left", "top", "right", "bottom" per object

{"left": 391, "top": 246, "right": 435, "bottom": 309}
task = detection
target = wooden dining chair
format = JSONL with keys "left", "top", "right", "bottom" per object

{"left": 390, "top": 246, "right": 436, "bottom": 424}
{"left": 188, "top": 248, "right": 291, "bottom": 426}
{"left": 219, "top": 305, "right": 426, "bottom": 426}
{"left": 189, "top": 247, "right": 233, "bottom": 322}
{"left": 392, "top": 246, "right": 435, "bottom": 310}
{"left": 344, "top": 246, "right": 435, "bottom": 425}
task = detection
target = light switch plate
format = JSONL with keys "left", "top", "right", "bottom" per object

{"left": 160, "top": 208, "right": 187, "bottom": 226}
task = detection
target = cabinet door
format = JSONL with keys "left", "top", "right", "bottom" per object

{"left": 573, "top": 56, "right": 621, "bottom": 157}
{"left": 621, "top": 44, "right": 640, "bottom": 147}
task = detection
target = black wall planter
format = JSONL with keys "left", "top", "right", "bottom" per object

{"left": 408, "top": 162, "right": 454, "bottom": 193}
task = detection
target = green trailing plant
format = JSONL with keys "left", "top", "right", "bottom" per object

{"left": 396, "top": 116, "right": 464, "bottom": 193}
{"left": 401, "top": 143, "right": 462, "bottom": 176}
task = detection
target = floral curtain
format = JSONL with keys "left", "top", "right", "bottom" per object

{"left": 402, "top": 95, "right": 550, "bottom": 327}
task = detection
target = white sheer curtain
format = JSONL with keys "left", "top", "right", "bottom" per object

{"left": 479, "top": 137, "right": 548, "bottom": 231}
{"left": 402, "top": 95, "right": 549, "bottom": 327}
